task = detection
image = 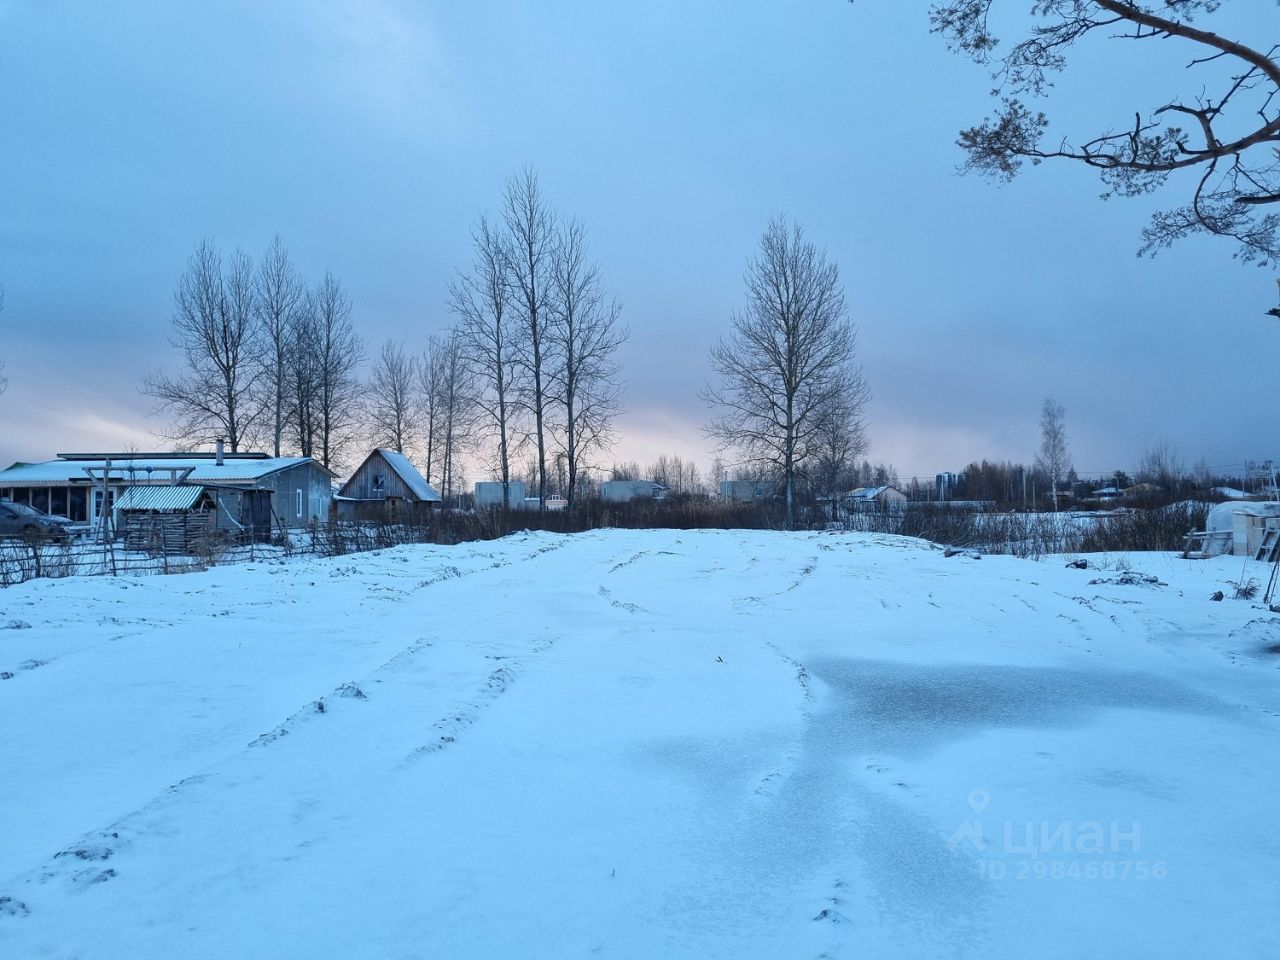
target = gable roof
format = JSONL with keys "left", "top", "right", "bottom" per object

{"left": 378, "top": 449, "right": 440, "bottom": 501}
{"left": 339, "top": 449, "right": 441, "bottom": 502}
{"left": 847, "top": 485, "right": 898, "bottom": 500}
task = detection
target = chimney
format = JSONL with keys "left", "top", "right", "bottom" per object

{"left": 216, "top": 439, "right": 225, "bottom": 466}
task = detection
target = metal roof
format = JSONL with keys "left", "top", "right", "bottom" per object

{"left": 115, "top": 485, "right": 206, "bottom": 511}
{"left": 0, "top": 456, "right": 332, "bottom": 486}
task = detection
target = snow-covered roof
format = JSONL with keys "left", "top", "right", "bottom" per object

{"left": 847, "top": 485, "right": 900, "bottom": 500}
{"left": 376, "top": 449, "right": 441, "bottom": 502}
{"left": 0, "top": 455, "right": 330, "bottom": 486}
{"left": 1212, "top": 487, "right": 1249, "bottom": 499}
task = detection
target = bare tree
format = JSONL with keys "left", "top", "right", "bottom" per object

{"left": 312, "top": 272, "right": 364, "bottom": 471}
{"left": 453, "top": 216, "right": 521, "bottom": 511}
{"left": 420, "top": 329, "right": 476, "bottom": 503}
{"left": 419, "top": 337, "right": 445, "bottom": 488}
{"left": 926, "top": 0, "right": 1280, "bottom": 264}
{"left": 648, "top": 455, "right": 703, "bottom": 496}
{"left": 502, "top": 168, "right": 558, "bottom": 508}
{"left": 814, "top": 385, "right": 871, "bottom": 520}
{"left": 144, "top": 240, "right": 262, "bottom": 451}
{"left": 1137, "top": 437, "right": 1184, "bottom": 491}
{"left": 702, "top": 217, "right": 869, "bottom": 529}
{"left": 548, "top": 218, "right": 627, "bottom": 506}
{"left": 1035, "top": 398, "right": 1070, "bottom": 512}
{"left": 255, "top": 236, "right": 305, "bottom": 457}
{"left": 610, "top": 460, "right": 642, "bottom": 481}
{"left": 709, "top": 456, "right": 728, "bottom": 495}
{"left": 287, "top": 295, "right": 322, "bottom": 458}
{"left": 366, "top": 339, "right": 418, "bottom": 454}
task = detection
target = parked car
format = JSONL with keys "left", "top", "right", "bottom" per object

{"left": 0, "top": 500, "right": 75, "bottom": 543}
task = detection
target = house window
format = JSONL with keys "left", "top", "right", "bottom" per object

{"left": 373, "top": 474, "right": 386, "bottom": 493}
{"left": 295, "top": 489, "right": 304, "bottom": 518}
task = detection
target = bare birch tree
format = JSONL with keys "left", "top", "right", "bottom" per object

{"left": 547, "top": 218, "right": 627, "bottom": 506}
{"left": 312, "top": 271, "right": 363, "bottom": 471}
{"left": 1035, "top": 398, "right": 1070, "bottom": 512}
{"left": 254, "top": 236, "right": 305, "bottom": 457}
{"left": 419, "top": 337, "right": 444, "bottom": 488}
{"left": 286, "top": 295, "right": 321, "bottom": 458}
{"left": 702, "top": 218, "right": 868, "bottom": 529}
{"left": 366, "top": 339, "right": 418, "bottom": 454}
{"left": 144, "top": 240, "right": 262, "bottom": 451}
{"left": 431, "top": 330, "right": 476, "bottom": 503}
{"left": 502, "top": 168, "right": 557, "bottom": 508}
{"left": 648, "top": 455, "right": 702, "bottom": 496}
{"left": 452, "top": 217, "right": 521, "bottom": 511}
{"left": 813, "top": 384, "right": 871, "bottom": 520}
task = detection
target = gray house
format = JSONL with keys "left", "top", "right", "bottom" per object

{"left": 844, "top": 485, "right": 909, "bottom": 510}
{"left": 474, "top": 480, "right": 527, "bottom": 509}
{"left": 719, "top": 479, "right": 773, "bottom": 501}
{"left": 336, "top": 449, "right": 441, "bottom": 520}
{"left": 600, "top": 479, "right": 668, "bottom": 503}
{"left": 0, "top": 451, "right": 334, "bottom": 533}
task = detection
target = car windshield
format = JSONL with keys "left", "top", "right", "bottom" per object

{"left": 1, "top": 502, "right": 47, "bottom": 518}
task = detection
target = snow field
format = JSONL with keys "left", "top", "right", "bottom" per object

{"left": 1, "top": 529, "right": 1277, "bottom": 959}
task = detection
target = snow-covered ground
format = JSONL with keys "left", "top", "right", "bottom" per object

{"left": 1, "top": 529, "right": 1277, "bottom": 959}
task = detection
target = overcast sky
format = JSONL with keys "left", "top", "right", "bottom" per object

{"left": 1, "top": 1, "right": 1275, "bottom": 483}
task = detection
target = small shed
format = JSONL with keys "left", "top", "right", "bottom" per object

{"left": 845, "top": 486, "right": 909, "bottom": 510}
{"left": 719, "top": 479, "right": 773, "bottom": 501}
{"left": 336, "top": 449, "right": 441, "bottom": 521}
{"left": 600, "top": 479, "right": 669, "bottom": 503}
{"left": 475, "top": 480, "right": 527, "bottom": 509}
{"left": 116, "top": 484, "right": 274, "bottom": 551}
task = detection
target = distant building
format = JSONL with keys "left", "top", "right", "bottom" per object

{"left": 0, "top": 449, "right": 333, "bottom": 531}
{"left": 719, "top": 479, "right": 773, "bottom": 501}
{"left": 474, "top": 480, "right": 527, "bottom": 509}
{"left": 600, "top": 479, "right": 668, "bottom": 503}
{"left": 844, "top": 486, "right": 909, "bottom": 510}
{"left": 335, "top": 449, "right": 440, "bottom": 520}
{"left": 935, "top": 472, "right": 962, "bottom": 500}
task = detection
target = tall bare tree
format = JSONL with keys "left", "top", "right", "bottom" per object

{"left": 144, "top": 240, "right": 262, "bottom": 451}
{"left": 1036, "top": 398, "right": 1070, "bottom": 512}
{"left": 814, "top": 384, "right": 871, "bottom": 520}
{"left": 312, "top": 272, "right": 364, "bottom": 471}
{"left": 432, "top": 330, "right": 477, "bottom": 503}
{"left": 548, "top": 218, "right": 627, "bottom": 506}
{"left": 927, "top": 0, "right": 1280, "bottom": 265}
{"left": 702, "top": 217, "right": 869, "bottom": 529}
{"left": 502, "top": 168, "right": 558, "bottom": 508}
{"left": 648, "top": 455, "right": 702, "bottom": 496}
{"left": 366, "top": 339, "right": 418, "bottom": 454}
{"left": 254, "top": 236, "right": 305, "bottom": 457}
{"left": 286, "top": 295, "right": 321, "bottom": 458}
{"left": 419, "top": 336, "right": 445, "bottom": 488}
{"left": 453, "top": 216, "right": 521, "bottom": 511}
{"left": 1137, "top": 437, "right": 1183, "bottom": 492}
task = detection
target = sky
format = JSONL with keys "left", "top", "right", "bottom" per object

{"left": 0, "top": 0, "right": 1276, "bottom": 485}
